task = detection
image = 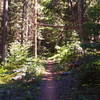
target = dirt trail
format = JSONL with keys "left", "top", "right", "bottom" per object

{"left": 38, "top": 61, "right": 58, "bottom": 100}
{"left": 38, "top": 61, "right": 79, "bottom": 100}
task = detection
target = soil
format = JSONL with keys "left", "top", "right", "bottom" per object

{"left": 38, "top": 61, "right": 100, "bottom": 100}
{"left": 38, "top": 61, "right": 79, "bottom": 100}
{"left": 0, "top": 61, "right": 99, "bottom": 100}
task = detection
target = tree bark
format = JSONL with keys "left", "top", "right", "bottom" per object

{"left": 78, "top": 0, "right": 88, "bottom": 43}
{"left": 22, "top": 0, "right": 29, "bottom": 43}
{"left": 34, "top": 0, "right": 38, "bottom": 58}
{"left": 78, "top": 0, "right": 83, "bottom": 41}
{"left": 1, "top": 0, "right": 8, "bottom": 62}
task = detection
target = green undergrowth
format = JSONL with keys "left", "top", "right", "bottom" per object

{"left": 0, "top": 41, "right": 46, "bottom": 100}
{"left": 0, "top": 41, "right": 46, "bottom": 84}
{"left": 76, "top": 53, "right": 100, "bottom": 87}
{"left": 0, "top": 79, "right": 41, "bottom": 100}
{"left": 52, "top": 44, "right": 100, "bottom": 99}
{"left": 49, "top": 42, "right": 83, "bottom": 72}
{"left": 0, "top": 58, "right": 45, "bottom": 84}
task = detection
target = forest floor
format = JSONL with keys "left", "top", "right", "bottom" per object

{"left": 38, "top": 61, "right": 79, "bottom": 100}
{"left": 38, "top": 61, "right": 100, "bottom": 100}
{"left": 0, "top": 61, "right": 99, "bottom": 100}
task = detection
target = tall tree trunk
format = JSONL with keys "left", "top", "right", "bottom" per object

{"left": 69, "top": 0, "right": 75, "bottom": 27}
{"left": 78, "top": 0, "right": 84, "bottom": 42}
{"left": 78, "top": 0, "right": 90, "bottom": 43}
{"left": 0, "top": 0, "right": 3, "bottom": 61}
{"left": 1, "top": 0, "right": 8, "bottom": 62}
{"left": 23, "top": 0, "right": 29, "bottom": 43}
{"left": 34, "top": 0, "right": 38, "bottom": 58}
{"left": 21, "top": 1, "right": 25, "bottom": 44}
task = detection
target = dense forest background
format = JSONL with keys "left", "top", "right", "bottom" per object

{"left": 0, "top": 0, "right": 100, "bottom": 100}
{"left": 0, "top": 0, "right": 100, "bottom": 60}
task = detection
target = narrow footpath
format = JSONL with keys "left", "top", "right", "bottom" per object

{"left": 38, "top": 61, "right": 78, "bottom": 100}
{"left": 38, "top": 61, "right": 58, "bottom": 100}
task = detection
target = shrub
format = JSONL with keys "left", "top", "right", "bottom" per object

{"left": 0, "top": 41, "right": 46, "bottom": 82}
{"left": 49, "top": 42, "right": 83, "bottom": 70}
{"left": 0, "top": 67, "right": 7, "bottom": 74}
{"left": 78, "top": 55, "right": 100, "bottom": 87}
{"left": 4, "top": 41, "right": 31, "bottom": 70}
{"left": 26, "top": 58, "right": 45, "bottom": 76}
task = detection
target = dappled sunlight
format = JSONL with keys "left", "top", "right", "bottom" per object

{"left": 0, "top": 0, "right": 100, "bottom": 100}
{"left": 42, "top": 76, "right": 54, "bottom": 81}
{"left": 42, "top": 64, "right": 54, "bottom": 81}
{"left": 38, "top": 62, "right": 57, "bottom": 100}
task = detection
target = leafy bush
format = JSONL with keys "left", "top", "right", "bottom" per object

{"left": 88, "top": 5, "right": 100, "bottom": 22}
{"left": 4, "top": 41, "right": 31, "bottom": 70}
{"left": 0, "top": 67, "right": 7, "bottom": 74}
{"left": 78, "top": 55, "right": 100, "bottom": 87}
{"left": 0, "top": 41, "right": 46, "bottom": 83}
{"left": 81, "top": 43, "right": 100, "bottom": 49}
{"left": 51, "top": 42, "right": 78, "bottom": 61}
{"left": 49, "top": 42, "right": 83, "bottom": 71}
{"left": 26, "top": 58, "right": 45, "bottom": 77}
{"left": 83, "top": 21, "right": 100, "bottom": 36}
{"left": 0, "top": 65, "right": 18, "bottom": 84}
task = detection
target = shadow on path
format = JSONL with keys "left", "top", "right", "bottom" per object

{"left": 38, "top": 61, "right": 58, "bottom": 100}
